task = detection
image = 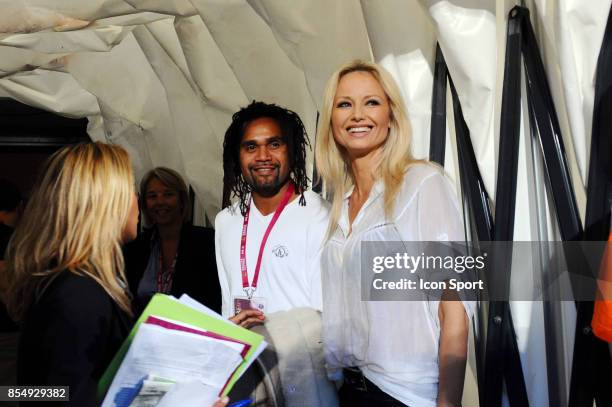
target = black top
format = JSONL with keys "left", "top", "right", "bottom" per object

{"left": 0, "top": 223, "right": 18, "bottom": 333}
{"left": 18, "top": 271, "right": 132, "bottom": 406}
{"left": 124, "top": 224, "right": 221, "bottom": 314}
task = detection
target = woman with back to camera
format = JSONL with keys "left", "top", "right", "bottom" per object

{"left": 124, "top": 167, "right": 221, "bottom": 314}
{"left": 4, "top": 143, "right": 228, "bottom": 407}
{"left": 3, "top": 142, "right": 138, "bottom": 405}
{"left": 315, "top": 61, "right": 473, "bottom": 407}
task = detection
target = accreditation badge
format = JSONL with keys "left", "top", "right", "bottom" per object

{"left": 233, "top": 295, "right": 267, "bottom": 315}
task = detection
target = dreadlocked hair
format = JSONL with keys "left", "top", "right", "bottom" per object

{"left": 222, "top": 101, "right": 311, "bottom": 216}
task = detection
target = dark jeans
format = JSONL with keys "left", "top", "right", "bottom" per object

{"left": 339, "top": 368, "right": 408, "bottom": 407}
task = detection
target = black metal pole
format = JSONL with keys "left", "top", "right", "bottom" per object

{"left": 482, "top": 7, "right": 529, "bottom": 407}
{"left": 429, "top": 44, "right": 448, "bottom": 166}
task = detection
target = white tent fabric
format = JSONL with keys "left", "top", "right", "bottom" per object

{"left": 0, "top": 0, "right": 502, "bottom": 218}
{"left": 0, "top": 0, "right": 610, "bottom": 405}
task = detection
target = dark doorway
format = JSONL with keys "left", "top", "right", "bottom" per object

{"left": 0, "top": 98, "right": 90, "bottom": 197}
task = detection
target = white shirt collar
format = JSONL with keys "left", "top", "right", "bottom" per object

{"left": 338, "top": 179, "right": 385, "bottom": 237}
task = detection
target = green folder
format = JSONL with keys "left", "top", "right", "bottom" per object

{"left": 97, "top": 294, "right": 265, "bottom": 401}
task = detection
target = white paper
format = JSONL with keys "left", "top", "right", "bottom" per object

{"left": 177, "top": 294, "right": 269, "bottom": 382}
{"left": 178, "top": 293, "right": 227, "bottom": 322}
{"left": 148, "top": 315, "right": 247, "bottom": 355}
{"left": 156, "top": 380, "right": 218, "bottom": 407}
{"left": 102, "top": 323, "right": 244, "bottom": 407}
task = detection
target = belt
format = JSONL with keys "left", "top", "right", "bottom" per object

{"left": 343, "top": 367, "right": 374, "bottom": 392}
{"left": 342, "top": 367, "right": 409, "bottom": 406}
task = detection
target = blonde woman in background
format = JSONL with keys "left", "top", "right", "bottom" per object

{"left": 315, "top": 61, "right": 473, "bottom": 406}
{"left": 3, "top": 142, "right": 229, "bottom": 407}
{"left": 124, "top": 167, "right": 221, "bottom": 315}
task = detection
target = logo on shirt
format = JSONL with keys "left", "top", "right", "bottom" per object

{"left": 272, "top": 245, "right": 289, "bottom": 258}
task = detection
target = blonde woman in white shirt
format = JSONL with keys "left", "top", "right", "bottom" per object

{"left": 315, "top": 60, "right": 473, "bottom": 407}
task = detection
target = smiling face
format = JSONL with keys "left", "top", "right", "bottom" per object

{"left": 144, "top": 177, "right": 182, "bottom": 227}
{"left": 239, "top": 117, "right": 291, "bottom": 197}
{"left": 331, "top": 70, "right": 391, "bottom": 159}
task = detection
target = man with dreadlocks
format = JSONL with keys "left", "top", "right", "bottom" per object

{"left": 215, "top": 101, "right": 329, "bottom": 328}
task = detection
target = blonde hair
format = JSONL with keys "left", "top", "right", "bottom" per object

{"left": 315, "top": 60, "right": 419, "bottom": 235}
{"left": 4, "top": 142, "right": 134, "bottom": 320}
{"left": 139, "top": 167, "right": 191, "bottom": 227}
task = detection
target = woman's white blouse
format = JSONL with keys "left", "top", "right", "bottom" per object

{"left": 322, "top": 163, "right": 475, "bottom": 407}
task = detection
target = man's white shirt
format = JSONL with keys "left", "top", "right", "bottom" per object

{"left": 215, "top": 190, "right": 329, "bottom": 318}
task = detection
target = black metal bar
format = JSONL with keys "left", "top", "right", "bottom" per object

{"left": 501, "top": 305, "right": 529, "bottom": 407}
{"left": 483, "top": 6, "right": 529, "bottom": 407}
{"left": 569, "top": 2, "right": 612, "bottom": 405}
{"left": 520, "top": 15, "right": 583, "bottom": 242}
{"left": 442, "top": 42, "right": 526, "bottom": 405}
{"left": 429, "top": 44, "right": 448, "bottom": 166}
{"left": 447, "top": 77, "right": 491, "bottom": 405}
{"left": 524, "top": 81, "right": 566, "bottom": 407}
{"left": 518, "top": 8, "right": 584, "bottom": 405}
{"left": 447, "top": 48, "right": 527, "bottom": 405}
{"left": 448, "top": 79, "right": 494, "bottom": 243}
{"left": 494, "top": 12, "right": 522, "bottom": 239}
{"left": 429, "top": 40, "right": 494, "bottom": 404}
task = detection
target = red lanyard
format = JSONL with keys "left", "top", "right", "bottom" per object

{"left": 240, "top": 182, "right": 295, "bottom": 298}
{"left": 157, "top": 252, "right": 177, "bottom": 293}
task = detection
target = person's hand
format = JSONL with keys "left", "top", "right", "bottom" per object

{"left": 229, "top": 309, "right": 265, "bottom": 328}
{"left": 212, "top": 396, "right": 229, "bottom": 406}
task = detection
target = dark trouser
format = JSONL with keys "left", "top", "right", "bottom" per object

{"left": 339, "top": 367, "right": 408, "bottom": 407}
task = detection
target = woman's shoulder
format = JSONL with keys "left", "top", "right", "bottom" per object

{"left": 392, "top": 161, "right": 456, "bottom": 218}
{"left": 48, "top": 271, "right": 106, "bottom": 293}
{"left": 26, "top": 270, "right": 115, "bottom": 325}
{"left": 404, "top": 161, "right": 445, "bottom": 183}
{"left": 31, "top": 271, "right": 115, "bottom": 317}
{"left": 397, "top": 161, "right": 447, "bottom": 197}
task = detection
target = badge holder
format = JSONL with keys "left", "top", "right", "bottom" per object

{"left": 233, "top": 289, "right": 267, "bottom": 316}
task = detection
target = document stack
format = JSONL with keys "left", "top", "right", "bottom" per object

{"left": 98, "top": 294, "right": 267, "bottom": 407}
